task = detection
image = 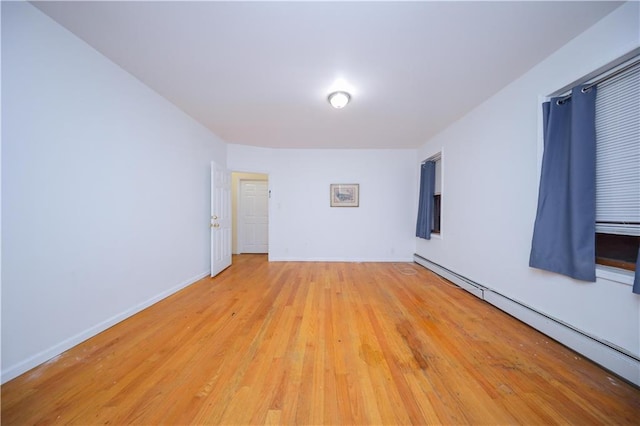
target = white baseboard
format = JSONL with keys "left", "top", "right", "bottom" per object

{"left": 1, "top": 271, "right": 209, "bottom": 384}
{"left": 413, "top": 255, "right": 485, "bottom": 299}
{"left": 484, "top": 291, "right": 640, "bottom": 386}
{"left": 413, "top": 254, "right": 640, "bottom": 387}
{"left": 268, "top": 256, "right": 415, "bottom": 262}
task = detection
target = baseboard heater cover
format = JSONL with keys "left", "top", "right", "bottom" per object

{"left": 413, "top": 255, "right": 485, "bottom": 299}
{"left": 413, "top": 254, "right": 640, "bottom": 388}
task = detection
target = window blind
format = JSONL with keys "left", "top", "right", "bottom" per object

{"left": 595, "top": 59, "right": 640, "bottom": 236}
{"left": 434, "top": 156, "right": 442, "bottom": 194}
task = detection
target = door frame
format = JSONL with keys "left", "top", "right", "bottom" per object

{"left": 238, "top": 179, "right": 269, "bottom": 254}
{"left": 231, "top": 170, "right": 270, "bottom": 258}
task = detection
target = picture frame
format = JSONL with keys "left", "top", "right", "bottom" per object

{"left": 330, "top": 184, "right": 359, "bottom": 207}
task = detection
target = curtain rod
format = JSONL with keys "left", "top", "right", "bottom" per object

{"left": 558, "top": 58, "right": 640, "bottom": 103}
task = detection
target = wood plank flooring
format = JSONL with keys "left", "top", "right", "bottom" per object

{"left": 2, "top": 255, "right": 639, "bottom": 424}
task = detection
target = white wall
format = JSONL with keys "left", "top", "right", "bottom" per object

{"left": 228, "top": 144, "right": 417, "bottom": 262}
{"left": 416, "top": 2, "right": 640, "bottom": 357}
{"left": 1, "top": 2, "right": 227, "bottom": 382}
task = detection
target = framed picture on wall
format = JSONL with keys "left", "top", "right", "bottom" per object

{"left": 330, "top": 184, "right": 359, "bottom": 207}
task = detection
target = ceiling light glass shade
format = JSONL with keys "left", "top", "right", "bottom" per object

{"left": 328, "top": 91, "right": 350, "bottom": 108}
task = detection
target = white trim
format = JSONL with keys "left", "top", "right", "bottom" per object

{"left": 539, "top": 49, "right": 640, "bottom": 175}
{"left": 425, "top": 152, "right": 441, "bottom": 162}
{"left": 413, "top": 255, "right": 484, "bottom": 299}
{"left": 484, "top": 290, "right": 640, "bottom": 387}
{"left": 536, "top": 94, "right": 548, "bottom": 181}
{"left": 230, "top": 170, "right": 270, "bottom": 258}
{"left": 420, "top": 147, "right": 444, "bottom": 164}
{"left": 413, "top": 254, "right": 640, "bottom": 387}
{"left": 269, "top": 257, "right": 415, "bottom": 263}
{"left": 230, "top": 168, "right": 271, "bottom": 176}
{"left": 438, "top": 147, "right": 444, "bottom": 239}
{"left": 1, "top": 271, "right": 209, "bottom": 384}
{"left": 596, "top": 265, "right": 634, "bottom": 286}
{"left": 551, "top": 47, "right": 640, "bottom": 97}
{"left": 238, "top": 178, "right": 269, "bottom": 254}
{"left": 420, "top": 147, "right": 445, "bottom": 238}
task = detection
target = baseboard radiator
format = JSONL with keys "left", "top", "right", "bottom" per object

{"left": 413, "top": 254, "right": 640, "bottom": 388}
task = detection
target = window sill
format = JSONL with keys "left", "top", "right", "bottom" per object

{"left": 596, "top": 265, "right": 634, "bottom": 286}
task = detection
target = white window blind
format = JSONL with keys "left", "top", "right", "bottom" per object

{"left": 425, "top": 153, "right": 442, "bottom": 194}
{"left": 595, "top": 59, "right": 640, "bottom": 236}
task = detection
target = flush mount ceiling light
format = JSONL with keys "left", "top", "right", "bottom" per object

{"left": 328, "top": 91, "right": 351, "bottom": 109}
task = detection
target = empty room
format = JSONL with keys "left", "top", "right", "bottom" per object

{"left": 2, "top": 1, "right": 639, "bottom": 424}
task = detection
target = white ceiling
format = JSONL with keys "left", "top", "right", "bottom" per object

{"left": 32, "top": 1, "right": 622, "bottom": 149}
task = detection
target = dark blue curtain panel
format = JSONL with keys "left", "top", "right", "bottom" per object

{"left": 416, "top": 161, "right": 436, "bottom": 240}
{"left": 530, "top": 85, "right": 597, "bottom": 282}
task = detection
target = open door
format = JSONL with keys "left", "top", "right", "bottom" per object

{"left": 211, "top": 162, "right": 232, "bottom": 277}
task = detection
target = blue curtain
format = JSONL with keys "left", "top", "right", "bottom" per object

{"left": 529, "top": 85, "right": 597, "bottom": 281}
{"left": 416, "top": 161, "right": 435, "bottom": 239}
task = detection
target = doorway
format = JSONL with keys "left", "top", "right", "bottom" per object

{"left": 231, "top": 172, "right": 269, "bottom": 254}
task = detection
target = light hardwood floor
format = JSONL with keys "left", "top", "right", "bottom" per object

{"left": 2, "top": 255, "right": 639, "bottom": 424}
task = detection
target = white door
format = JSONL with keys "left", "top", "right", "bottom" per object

{"left": 211, "top": 162, "right": 232, "bottom": 277}
{"left": 239, "top": 180, "right": 269, "bottom": 253}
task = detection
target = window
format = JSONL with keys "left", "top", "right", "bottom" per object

{"left": 433, "top": 194, "right": 441, "bottom": 234}
{"left": 416, "top": 152, "right": 442, "bottom": 240}
{"left": 594, "top": 56, "right": 640, "bottom": 272}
